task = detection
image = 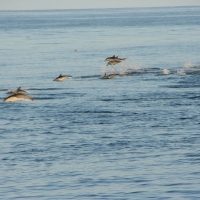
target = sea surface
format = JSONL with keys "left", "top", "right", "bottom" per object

{"left": 0, "top": 6, "right": 200, "bottom": 199}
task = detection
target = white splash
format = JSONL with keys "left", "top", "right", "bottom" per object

{"left": 101, "top": 60, "right": 141, "bottom": 76}
{"left": 177, "top": 69, "right": 186, "bottom": 75}
{"left": 162, "top": 69, "right": 170, "bottom": 75}
{"left": 184, "top": 61, "right": 194, "bottom": 68}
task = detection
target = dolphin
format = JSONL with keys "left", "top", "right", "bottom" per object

{"left": 102, "top": 73, "right": 118, "bottom": 79}
{"left": 107, "top": 60, "right": 122, "bottom": 66}
{"left": 53, "top": 74, "right": 72, "bottom": 82}
{"left": 105, "top": 55, "right": 118, "bottom": 61}
{"left": 4, "top": 94, "right": 34, "bottom": 102}
{"left": 7, "top": 87, "right": 28, "bottom": 95}
{"left": 105, "top": 55, "right": 127, "bottom": 62}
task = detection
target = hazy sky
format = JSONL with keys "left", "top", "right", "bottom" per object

{"left": 1, "top": 0, "right": 200, "bottom": 10}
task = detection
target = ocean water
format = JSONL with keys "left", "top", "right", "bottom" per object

{"left": 0, "top": 6, "right": 200, "bottom": 199}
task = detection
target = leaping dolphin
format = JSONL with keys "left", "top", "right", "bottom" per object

{"left": 105, "top": 55, "right": 127, "bottom": 62}
{"left": 4, "top": 94, "right": 34, "bottom": 102}
{"left": 53, "top": 74, "right": 72, "bottom": 82}
{"left": 7, "top": 87, "right": 28, "bottom": 95}
{"left": 105, "top": 55, "right": 117, "bottom": 61}
{"left": 107, "top": 60, "right": 122, "bottom": 66}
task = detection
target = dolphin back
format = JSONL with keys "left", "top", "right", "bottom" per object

{"left": 4, "top": 94, "right": 33, "bottom": 102}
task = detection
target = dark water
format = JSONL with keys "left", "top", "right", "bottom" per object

{"left": 0, "top": 6, "right": 200, "bottom": 199}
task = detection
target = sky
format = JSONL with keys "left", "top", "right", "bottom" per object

{"left": 0, "top": 0, "right": 200, "bottom": 10}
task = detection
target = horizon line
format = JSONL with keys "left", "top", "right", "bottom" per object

{"left": 0, "top": 5, "right": 199, "bottom": 12}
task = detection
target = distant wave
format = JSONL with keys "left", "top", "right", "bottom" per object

{"left": 73, "top": 75, "right": 100, "bottom": 79}
{"left": 28, "top": 87, "right": 64, "bottom": 91}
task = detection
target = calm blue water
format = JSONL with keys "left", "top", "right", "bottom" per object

{"left": 0, "top": 6, "right": 200, "bottom": 199}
